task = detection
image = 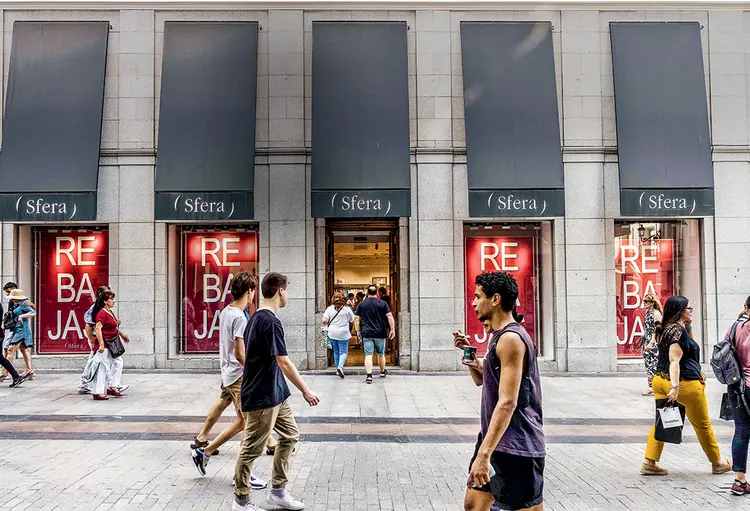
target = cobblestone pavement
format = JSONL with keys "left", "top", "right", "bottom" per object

{"left": 0, "top": 371, "right": 748, "bottom": 510}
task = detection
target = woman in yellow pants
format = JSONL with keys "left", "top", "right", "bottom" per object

{"left": 641, "top": 295, "right": 732, "bottom": 476}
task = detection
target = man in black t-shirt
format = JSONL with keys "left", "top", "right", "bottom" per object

{"left": 355, "top": 285, "right": 395, "bottom": 384}
{"left": 233, "top": 272, "right": 320, "bottom": 511}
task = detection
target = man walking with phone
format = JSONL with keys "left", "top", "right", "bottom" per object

{"left": 454, "top": 271, "right": 545, "bottom": 511}
{"left": 355, "top": 285, "right": 395, "bottom": 384}
{"left": 233, "top": 272, "right": 320, "bottom": 511}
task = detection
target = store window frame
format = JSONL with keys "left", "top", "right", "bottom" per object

{"left": 614, "top": 219, "right": 706, "bottom": 362}
{"left": 29, "top": 225, "right": 109, "bottom": 356}
{"left": 174, "top": 224, "right": 259, "bottom": 356}
{"left": 463, "top": 221, "right": 555, "bottom": 360}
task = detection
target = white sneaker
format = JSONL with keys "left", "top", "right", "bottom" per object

{"left": 250, "top": 474, "right": 268, "bottom": 490}
{"left": 231, "top": 499, "right": 266, "bottom": 511}
{"left": 265, "top": 492, "right": 305, "bottom": 510}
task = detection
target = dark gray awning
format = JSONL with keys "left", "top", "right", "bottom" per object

{"left": 461, "top": 22, "right": 564, "bottom": 218}
{"left": 155, "top": 22, "right": 258, "bottom": 221}
{"left": 610, "top": 22, "right": 713, "bottom": 217}
{"left": 0, "top": 21, "right": 109, "bottom": 221}
{"left": 311, "top": 22, "right": 410, "bottom": 218}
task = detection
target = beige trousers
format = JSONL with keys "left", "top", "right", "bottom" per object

{"left": 234, "top": 399, "right": 299, "bottom": 497}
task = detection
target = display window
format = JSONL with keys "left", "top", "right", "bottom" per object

{"left": 180, "top": 228, "right": 258, "bottom": 353}
{"left": 35, "top": 227, "right": 109, "bottom": 354}
{"left": 463, "top": 223, "right": 554, "bottom": 358}
{"left": 615, "top": 220, "right": 703, "bottom": 359}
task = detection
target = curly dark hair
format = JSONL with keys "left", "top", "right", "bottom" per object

{"left": 475, "top": 272, "right": 518, "bottom": 312}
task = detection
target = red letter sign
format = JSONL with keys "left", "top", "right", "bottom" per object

{"left": 615, "top": 239, "right": 675, "bottom": 358}
{"left": 37, "top": 229, "right": 109, "bottom": 354}
{"left": 182, "top": 231, "right": 258, "bottom": 353}
{"left": 464, "top": 236, "right": 536, "bottom": 357}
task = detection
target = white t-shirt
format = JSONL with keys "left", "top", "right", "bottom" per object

{"left": 324, "top": 305, "right": 354, "bottom": 341}
{"left": 219, "top": 305, "right": 247, "bottom": 387}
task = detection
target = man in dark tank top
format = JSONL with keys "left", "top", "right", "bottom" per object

{"left": 453, "top": 271, "right": 545, "bottom": 511}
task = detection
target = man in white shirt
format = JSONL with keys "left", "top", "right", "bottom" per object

{"left": 191, "top": 272, "right": 266, "bottom": 490}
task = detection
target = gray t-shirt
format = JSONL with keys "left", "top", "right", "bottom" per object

{"left": 219, "top": 305, "right": 247, "bottom": 387}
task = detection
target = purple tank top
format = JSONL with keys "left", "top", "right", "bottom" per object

{"left": 481, "top": 322, "right": 545, "bottom": 457}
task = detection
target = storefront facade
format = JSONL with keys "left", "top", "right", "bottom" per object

{"left": 0, "top": 3, "right": 745, "bottom": 372}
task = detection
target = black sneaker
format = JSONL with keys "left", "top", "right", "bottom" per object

{"left": 191, "top": 447, "right": 209, "bottom": 476}
{"left": 365, "top": 374, "right": 373, "bottom": 384}
{"left": 336, "top": 366, "right": 345, "bottom": 379}
{"left": 9, "top": 375, "right": 28, "bottom": 388}
{"left": 380, "top": 369, "right": 388, "bottom": 378}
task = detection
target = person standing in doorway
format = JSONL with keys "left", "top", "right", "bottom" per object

{"left": 355, "top": 285, "right": 395, "bottom": 384}
{"left": 322, "top": 291, "right": 355, "bottom": 379}
{"left": 640, "top": 294, "right": 663, "bottom": 396}
{"left": 190, "top": 272, "right": 268, "bottom": 491}
{"left": 454, "top": 271, "right": 545, "bottom": 511}
{"left": 232, "top": 272, "right": 320, "bottom": 511}
{"left": 5, "top": 289, "right": 36, "bottom": 381}
{"left": 378, "top": 286, "right": 392, "bottom": 310}
{"left": 641, "top": 295, "right": 731, "bottom": 476}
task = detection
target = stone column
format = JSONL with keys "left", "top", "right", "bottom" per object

{"left": 116, "top": 9, "right": 156, "bottom": 369}
{"left": 267, "top": 10, "right": 310, "bottom": 368}
{"left": 710, "top": 10, "right": 749, "bottom": 349}
{"left": 561, "top": 10, "right": 614, "bottom": 372}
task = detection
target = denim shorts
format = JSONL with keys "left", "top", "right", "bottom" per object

{"left": 362, "top": 337, "right": 386, "bottom": 356}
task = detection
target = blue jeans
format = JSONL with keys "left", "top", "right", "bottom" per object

{"left": 330, "top": 339, "right": 350, "bottom": 368}
{"left": 733, "top": 393, "right": 750, "bottom": 473}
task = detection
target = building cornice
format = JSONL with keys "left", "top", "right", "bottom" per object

{"left": 1, "top": 1, "right": 749, "bottom": 10}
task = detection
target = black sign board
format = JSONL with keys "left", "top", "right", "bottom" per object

{"left": 469, "top": 189, "right": 565, "bottom": 218}
{"left": 155, "top": 22, "right": 258, "bottom": 221}
{"left": 311, "top": 190, "right": 410, "bottom": 218}
{"left": 155, "top": 192, "right": 253, "bottom": 222}
{"left": 0, "top": 22, "right": 109, "bottom": 222}
{"left": 460, "top": 22, "right": 564, "bottom": 218}
{"left": 311, "top": 22, "right": 411, "bottom": 218}
{"left": 620, "top": 188, "right": 714, "bottom": 217}
{"left": 611, "top": 23, "right": 713, "bottom": 217}
{"left": 0, "top": 194, "right": 97, "bottom": 222}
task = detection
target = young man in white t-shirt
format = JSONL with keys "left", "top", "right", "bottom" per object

{"left": 191, "top": 272, "right": 266, "bottom": 490}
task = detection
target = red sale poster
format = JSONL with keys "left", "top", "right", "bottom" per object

{"left": 615, "top": 239, "right": 675, "bottom": 358}
{"left": 182, "top": 231, "right": 258, "bottom": 353}
{"left": 464, "top": 236, "right": 536, "bottom": 357}
{"left": 37, "top": 229, "right": 109, "bottom": 354}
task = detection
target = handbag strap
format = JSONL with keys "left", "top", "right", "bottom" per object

{"left": 329, "top": 307, "right": 343, "bottom": 324}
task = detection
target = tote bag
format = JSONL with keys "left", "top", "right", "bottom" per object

{"left": 654, "top": 398, "right": 686, "bottom": 444}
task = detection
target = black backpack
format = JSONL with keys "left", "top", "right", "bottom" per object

{"left": 711, "top": 318, "right": 745, "bottom": 386}
{"left": 2, "top": 309, "right": 15, "bottom": 331}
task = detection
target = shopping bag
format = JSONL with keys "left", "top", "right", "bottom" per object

{"left": 81, "top": 353, "right": 102, "bottom": 384}
{"left": 720, "top": 392, "right": 735, "bottom": 421}
{"left": 654, "top": 398, "right": 686, "bottom": 444}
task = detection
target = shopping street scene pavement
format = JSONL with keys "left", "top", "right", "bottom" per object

{"left": 0, "top": 371, "right": 746, "bottom": 511}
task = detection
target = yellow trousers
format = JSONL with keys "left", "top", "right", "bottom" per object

{"left": 645, "top": 375, "right": 721, "bottom": 463}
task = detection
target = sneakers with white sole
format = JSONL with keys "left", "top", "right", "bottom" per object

{"left": 250, "top": 474, "right": 268, "bottom": 490}
{"left": 231, "top": 498, "right": 267, "bottom": 511}
{"left": 265, "top": 492, "right": 305, "bottom": 510}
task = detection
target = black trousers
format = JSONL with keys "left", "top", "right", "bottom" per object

{"left": 0, "top": 347, "right": 19, "bottom": 381}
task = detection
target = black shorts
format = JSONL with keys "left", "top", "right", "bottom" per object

{"left": 469, "top": 434, "right": 544, "bottom": 510}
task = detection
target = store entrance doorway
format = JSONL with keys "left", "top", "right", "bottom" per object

{"left": 326, "top": 220, "right": 399, "bottom": 366}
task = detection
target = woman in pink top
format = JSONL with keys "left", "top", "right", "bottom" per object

{"left": 730, "top": 296, "right": 750, "bottom": 496}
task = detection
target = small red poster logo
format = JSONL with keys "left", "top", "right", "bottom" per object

{"left": 464, "top": 236, "right": 536, "bottom": 357}
{"left": 37, "top": 229, "right": 109, "bottom": 354}
{"left": 182, "top": 231, "right": 258, "bottom": 353}
{"left": 615, "top": 240, "right": 675, "bottom": 358}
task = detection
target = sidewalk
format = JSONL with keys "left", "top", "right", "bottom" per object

{"left": 0, "top": 371, "right": 744, "bottom": 510}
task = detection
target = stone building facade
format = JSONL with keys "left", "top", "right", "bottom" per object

{"left": 0, "top": 3, "right": 746, "bottom": 373}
